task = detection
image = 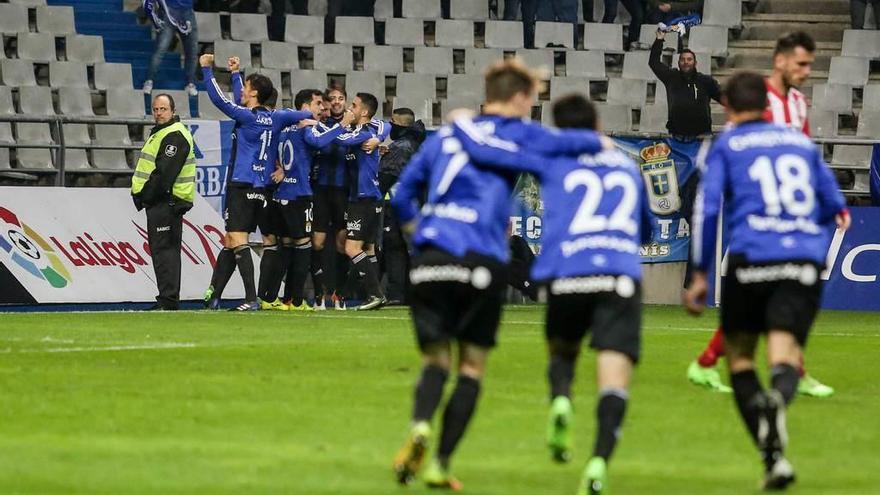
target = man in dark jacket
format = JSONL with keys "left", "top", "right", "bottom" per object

{"left": 649, "top": 28, "right": 721, "bottom": 139}
{"left": 379, "top": 108, "right": 426, "bottom": 305}
{"left": 645, "top": 0, "right": 703, "bottom": 24}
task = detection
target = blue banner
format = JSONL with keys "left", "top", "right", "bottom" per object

{"left": 186, "top": 119, "right": 235, "bottom": 214}
{"left": 871, "top": 144, "right": 880, "bottom": 206}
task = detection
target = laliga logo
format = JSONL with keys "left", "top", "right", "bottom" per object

{"left": 823, "top": 228, "right": 880, "bottom": 283}
{"left": 0, "top": 206, "right": 71, "bottom": 288}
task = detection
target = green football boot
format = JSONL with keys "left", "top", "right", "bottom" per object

{"left": 687, "top": 361, "right": 732, "bottom": 393}
{"left": 422, "top": 458, "right": 463, "bottom": 491}
{"left": 259, "top": 298, "right": 289, "bottom": 311}
{"left": 798, "top": 374, "right": 834, "bottom": 398}
{"left": 547, "top": 395, "right": 573, "bottom": 463}
{"left": 393, "top": 421, "right": 431, "bottom": 486}
{"left": 578, "top": 457, "right": 608, "bottom": 495}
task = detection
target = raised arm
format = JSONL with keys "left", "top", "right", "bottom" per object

{"left": 200, "top": 55, "right": 253, "bottom": 122}
{"left": 522, "top": 122, "right": 606, "bottom": 156}
{"left": 274, "top": 108, "right": 315, "bottom": 129}
{"left": 231, "top": 71, "right": 243, "bottom": 104}
{"left": 451, "top": 117, "right": 545, "bottom": 175}
{"left": 649, "top": 35, "right": 674, "bottom": 83}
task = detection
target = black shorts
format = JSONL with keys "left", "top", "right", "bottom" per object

{"left": 224, "top": 183, "right": 267, "bottom": 233}
{"left": 721, "top": 256, "right": 823, "bottom": 347}
{"left": 274, "top": 197, "right": 313, "bottom": 239}
{"left": 312, "top": 185, "right": 348, "bottom": 233}
{"left": 345, "top": 199, "right": 382, "bottom": 244}
{"left": 409, "top": 249, "right": 507, "bottom": 350}
{"left": 545, "top": 275, "right": 642, "bottom": 363}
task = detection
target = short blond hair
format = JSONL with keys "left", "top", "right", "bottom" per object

{"left": 484, "top": 58, "right": 544, "bottom": 104}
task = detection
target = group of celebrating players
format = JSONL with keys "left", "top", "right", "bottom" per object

{"left": 198, "top": 29, "right": 847, "bottom": 494}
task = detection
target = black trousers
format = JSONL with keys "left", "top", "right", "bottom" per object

{"left": 269, "top": 0, "right": 308, "bottom": 41}
{"left": 147, "top": 202, "right": 184, "bottom": 309}
{"left": 381, "top": 205, "right": 409, "bottom": 302}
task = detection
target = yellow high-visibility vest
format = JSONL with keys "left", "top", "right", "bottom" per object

{"left": 130, "top": 121, "right": 196, "bottom": 203}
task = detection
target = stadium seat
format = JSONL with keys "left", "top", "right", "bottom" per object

{"left": 364, "top": 45, "right": 403, "bottom": 74}
{"left": 290, "top": 69, "right": 328, "bottom": 93}
{"left": 105, "top": 89, "right": 147, "bottom": 118}
{"left": 18, "top": 86, "right": 55, "bottom": 115}
{"left": 435, "top": 19, "right": 474, "bottom": 48}
{"left": 688, "top": 26, "right": 728, "bottom": 57}
{"left": 863, "top": 84, "right": 880, "bottom": 110}
{"left": 550, "top": 76, "right": 590, "bottom": 100}
{"left": 213, "top": 40, "right": 252, "bottom": 68}
{"left": 653, "top": 83, "right": 667, "bottom": 104}
{"left": 639, "top": 104, "right": 668, "bottom": 134}
{"left": 374, "top": 0, "right": 393, "bottom": 20}
{"left": 195, "top": 12, "right": 221, "bottom": 43}
{"left": 231, "top": 13, "right": 269, "bottom": 42}
{"left": 596, "top": 103, "right": 632, "bottom": 132}
{"left": 841, "top": 29, "right": 880, "bottom": 59}
{"left": 252, "top": 68, "right": 282, "bottom": 97}
{"left": 36, "top": 5, "right": 75, "bottom": 35}
{"left": 0, "top": 87, "right": 14, "bottom": 115}
{"left": 414, "top": 46, "right": 453, "bottom": 75}
{"left": 541, "top": 101, "right": 553, "bottom": 125}
{"left": 308, "top": 0, "right": 328, "bottom": 15}
{"left": 58, "top": 87, "right": 94, "bottom": 117}
{"left": 811, "top": 83, "right": 852, "bottom": 113}
{"left": 515, "top": 49, "right": 555, "bottom": 74}
{"left": 402, "top": 0, "right": 441, "bottom": 19}
{"left": 485, "top": 21, "right": 524, "bottom": 49}
{"left": 391, "top": 97, "right": 433, "bottom": 124}
{"left": 0, "top": 123, "right": 13, "bottom": 144}
{"left": 61, "top": 123, "right": 92, "bottom": 170}
{"left": 828, "top": 56, "right": 870, "bottom": 87}
{"left": 702, "top": 0, "right": 742, "bottom": 28}
{"left": 0, "top": 59, "right": 36, "bottom": 86}
{"left": 384, "top": 18, "right": 425, "bottom": 46}
{"left": 313, "top": 44, "right": 353, "bottom": 72}
{"left": 286, "top": 15, "right": 324, "bottom": 45}
{"left": 335, "top": 16, "right": 374, "bottom": 45}
{"left": 607, "top": 78, "right": 647, "bottom": 108}
{"left": 447, "top": 74, "right": 484, "bottom": 101}
{"left": 831, "top": 144, "right": 873, "bottom": 168}
{"left": 639, "top": 25, "right": 678, "bottom": 51}
{"left": 441, "top": 95, "right": 481, "bottom": 117}
{"left": 0, "top": 5, "right": 29, "bottom": 35}
{"left": 465, "top": 47, "right": 503, "bottom": 75}
{"left": 65, "top": 35, "right": 104, "bottom": 64}
{"left": 345, "top": 71, "right": 385, "bottom": 101}
{"left": 565, "top": 50, "right": 607, "bottom": 79}
{"left": 261, "top": 41, "right": 298, "bottom": 70}
{"left": 49, "top": 61, "right": 88, "bottom": 88}
{"left": 197, "top": 92, "right": 232, "bottom": 119}
{"left": 583, "top": 23, "right": 623, "bottom": 53}
{"left": 15, "top": 123, "right": 54, "bottom": 169}
{"left": 9, "top": 0, "right": 47, "bottom": 5}
{"left": 154, "top": 89, "right": 191, "bottom": 118}
{"left": 397, "top": 73, "right": 436, "bottom": 101}
{"left": 856, "top": 110, "right": 880, "bottom": 138}
{"left": 94, "top": 63, "right": 133, "bottom": 90}
{"left": 808, "top": 108, "right": 839, "bottom": 137}
{"left": 17, "top": 33, "right": 57, "bottom": 62}
{"left": 94, "top": 125, "right": 133, "bottom": 170}
{"left": 534, "top": 21, "right": 573, "bottom": 49}
{"left": 450, "top": 0, "right": 488, "bottom": 20}
{"left": 622, "top": 51, "right": 656, "bottom": 81}
{"left": 92, "top": 147, "right": 129, "bottom": 170}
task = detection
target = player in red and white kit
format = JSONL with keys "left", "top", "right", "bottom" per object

{"left": 686, "top": 31, "right": 836, "bottom": 398}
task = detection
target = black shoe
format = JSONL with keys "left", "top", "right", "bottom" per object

{"left": 356, "top": 295, "right": 386, "bottom": 311}
{"left": 763, "top": 457, "right": 795, "bottom": 490}
{"left": 146, "top": 303, "right": 164, "bottom": 311}
{"left": 384, "top": 299, "right": 404, "bottom": 307}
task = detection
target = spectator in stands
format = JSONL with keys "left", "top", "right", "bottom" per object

{"left": 645, "top": 0, "right": 703, "bottom": 25}
{"left": 602, "top": 0, "right": 644, "bottom": 51}
{"left": 582, "top": 0, "right": 595, "bottom": 22}
{"left": 503, "top": 0, "right": 539, "bottom": 48}
{"left": 649, "top": 27, "right": 721, "bottom": 139}
{"left": 142, "top": 0, "right": 199, "bottom": 97}
{"left": 537, "top": 0, "right": 579, "bottom": 47}
{"left": 269, "top": 0, "right": 308, "bottom": 41}
{"left": 851, "top": 0, "right": 880, "bottom": 28}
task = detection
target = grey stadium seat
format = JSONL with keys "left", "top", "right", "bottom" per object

{"left": 261, "top": 41, "right": 298, "bottom": 70}
{"left": 596, "top": 103, "right": 632, "bottom": 132}
{"left": 583, "top": 23, "right": 623, "bottom": 53}
{"left": 58, "top": 87, "right": 95, "bottom": 116}
{"left": 811, "top": 83, "right": 852, "bottom": 113}
{"left": 441, "top": 95, "right": 481, "bottom": 118}
{"left": 841, "top": 29, "right": 880, "bottom": 59}
{"left": 213, "top": 40, "right": 253, "bottom": 68}
{"left": 392, "top": 97, "right": 433, "bottom": 124}
{"left": 856, "top": 110, "right": 880, "bottom": 138}
{"left": 345, "top": 71, "right": 385, "bottom": 101}
{"left": 15, "top": 123, "right": 54, "bottom": 170}
{"left": 61, "top": 123, "right": 92, "bottom": 170}
{"left": 384, "top": 18, "right": 424, "bottom": 46}
{"left": 515, "top": 49, "right": 555, "bottom": 74}
{"left": 541, "top": 101, "right": 553, "bottom": 125}
{"left": 253, "top": 68, "right": 282, "bottom": 97}
{"left": 447, "top": 74, "right": 484, "bottom": 101}
{"left": 93, "top": 124, "right": 132, "bottom": 170}
{"left": 639, "top": 25, "right": 678, "bottom": 51}
{"left": 863, "top": 84, "right": 880, "bottom": 110}
{"left": 231, "top": 13, "right": 269, "bottom": 42}
{"left": 414, "top": 46, "right": 453, "bottom": 75}
{"left": 535, "top": 21, "right": 573, "bottom": 49}
{"left": 397, "top": 73, "right": 436, "bottom": 101}
{"left": 688, "top": 26, "right": 728, "bottom": 57}
{"left": 639, "top": 104, "right": 668, "bottom": 134}
{"left": 828, "top": 56, "right": 869, "bottom": 87}
{"left": 198, "top": 92, "right": 232, "bottom": 120}
{"left": 36, "top": 6, "right": 75, "bottom": 35}
{"left": 106, "top": 89, "right": 147, "bottom": 118}
{"left": 808, "top": 109, "right": 838, "bottom": 137}
{"left": 195, "top": 12, "right": 221, "bottom": 43}
{"left": 607, "top": 78, "right": 647, "bottom": 108}
{"left": 450, "top": 0, "right": 488, "bottom": 20}
{"left": 622, "top": 51, "right": 656, "bottom": 81}
{"left": 335, "top": 16, "right": 374, "bottom": 45}
{"left": 66, "top": 35, "right": 104, "bottom": 64}
{"left": 286, "top": 15, "right": 324, "bottom": 45}
{"left": 313, "top": 44, "right": 353, "bottom": 72}
{"left": 0, "top": 87, "right": 14, "bottom": 115}
{"left": 9, "top": 0, "right": 48, "bottom": 5}
{"left": 485, "top": 21, "right": 524, "bottom": 49}
{"left": 308, "top": 0, "right": 328, "bottom": 15}
{"left": 94, "top": 63, "right": 133, "bottom": 90}
{"left": 374, "top": 0, "right": 393, "bottom": 20}
{"left": 550, "top": 76, "right": 590, "bottom": 100}
{"left": 566, "top": 50, "right": 607, "bottom": 79}
{"left": 154, "top": 90, "right": 192, "bottom": 119}
{"left": 290, "top": 70, "right": 328, "bottom": 93}
{"left": 435, "top": 19, "right": 474, "bottom": 48}
{"left": 653, "top": 83, "right": 667, "bottom": 104}
{"left": 0, "top": 5, "right": 29, "bottom": 35}
{"left": 18, "top": 86, "right": 55, "bottom": 115}
{"left": 0, "top": 59, "right": 36, "bottom": 86}
{"left": 702, "top": 0, "right": 742, "bottom": 28}
{"left": 0, "top": 123, "right": 12, "bottom": 144}
{"left": 831, "top": 144, "right": 872, "bottom": 168}
{"left": 465, "top": 47, "right": 503, "bottom": 75}
{"left": 402, "top": 0, "right": 441, "bottom": 19}
{"left": 17, "top": 32, "right": 57, "bottom": 62}
{"left": 364, "top": 45, "right": 403, "bottom": 74}
{"left": 49, "top": 61, "right": 88, "bottom": 88}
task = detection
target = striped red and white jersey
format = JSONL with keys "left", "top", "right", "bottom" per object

{"left": 763, "top": 79, "right": 810, "bottom": 136}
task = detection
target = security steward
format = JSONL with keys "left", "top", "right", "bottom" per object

{"left": 131, "top": 93, "right": 196, "bottom": 310}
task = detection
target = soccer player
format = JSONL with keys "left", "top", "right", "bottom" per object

{"left": 684, "top": 71, "right": 849, "bottom": 489}
{"left": 686, "top": 31, "right": 835, "bottom": 397}
{"left": 390, "top": 59, "right": 608, "bottom": 490}
{"left": 200, "top": 54, "right": 311, "bottom": 311}
{"left": 450, "top": 94, "right": 650, "bottom": 495}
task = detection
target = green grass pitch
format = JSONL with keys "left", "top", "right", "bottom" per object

{"left": 0, "top": 306, "right": 877, "bottom": 494}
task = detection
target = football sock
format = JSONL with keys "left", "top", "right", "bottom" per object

{"left": 257, "top": 244, "right": 279, "bottom": 301}
{"left": 592, "top": 388, "right": 628, "bottom": 461}
{"left": 548, "top": 354, "right": 576, "bottom": 399}
{"left": 731, "top": 369, "right": 764, "bottom": 445}
{"left": 211, "top": 248, "right": 236, "bottom": 299}
{"left": 437, "top": 375, "right": 481, "bottom": 468}
{"left": 311, "top": 248, "right": 326, "bottom": 301}
{"left": 770, "top": 364, "right": 799, "bottom": 405}
{"left": 698, "top": 329, "right": 726, "bottom": 367}
{"left": 290, "top": 242, "right": 312, "bottom": 306}
{"left": 234, "top": 245, "right": 257, "bottom": 302}
{"left": 413, "top": 365, "right": 449, "bottom": 422}
{"left": 335, "top": 251, "right": 350, "bottom": 295}
{"left": 366, "top": 254, "right": 383, "bottom": 298}
{"left": 272, "top": 245, "right": 293, "bottom": 302}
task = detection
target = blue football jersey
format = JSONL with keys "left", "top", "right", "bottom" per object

{"left": 337, "top": 119, "right": 389, "bottom": 201}
{"left": 392, "top": 115, "right": 605, "bottom": 263}
{"left": 275, "top": 122, "right": 346, "bottom": 200}
{"left": 451, "top": 117, "right": 651, "bottom": 281}
{"left": 692, "top": 121, "right": 846, "bottom": 271}
{"left": 313, "top": 116, "right": 349, "bottom": 188}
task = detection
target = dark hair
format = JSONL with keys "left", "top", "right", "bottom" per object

{"left": 356, "top": 92, "right": 379, "bottom": 118}
{"left": 153, "top": 93, "right": 175, "bottom": 112}
{"left": 326, "top": 82, "right": 347, "bottom": 99}
{"left": 295, "top": 88, "right": 323, "bottom": 110}
{"left": 722, "top": 71, "right": 769, "bottom": 112}
{"left": 679, "top": 48, "right": 696, "bottom": 60}
{"left": 552, "top": 94, "right": 597, "bottom": 130}
{"left": 485, "top": 59, "right": 540, "bottom": 104}
{"left": 266, "top": 88, "right": 278, "bottom": 108}
{"left": 774, "top": 31, "right": 816, "bottom": 56}
{"left": 392, "top": 107, "right": 415, "bottom": 125}
{"left": 245, "top": 73, "right": 275, "bottom": 105}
